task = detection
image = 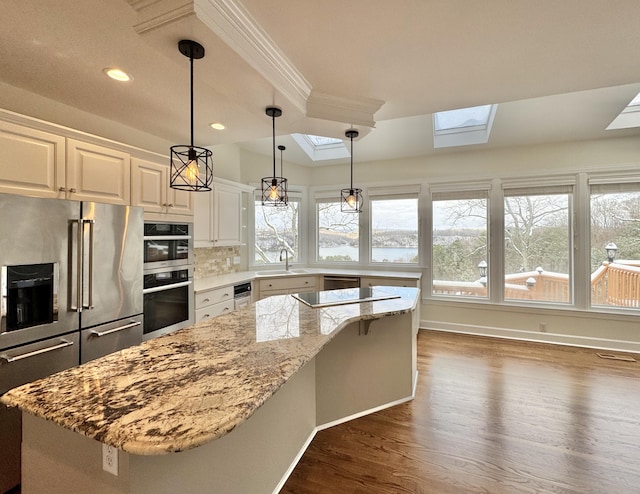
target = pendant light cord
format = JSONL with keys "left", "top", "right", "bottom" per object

{"left": 272, "top": 112, "right": 276, "bottom": 176}
{"left": 189, "top": 50, "right": 194, "bottom": 149}
{"left": 350, "top": 134, "right": 354, "bottom": 189}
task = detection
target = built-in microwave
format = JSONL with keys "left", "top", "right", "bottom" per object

{"left": 143, "top": 222, "right": 193, "bottom": 270}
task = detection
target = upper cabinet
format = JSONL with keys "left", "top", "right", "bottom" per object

{"left": 0, "top": 121, "right": 65, "bottom": 199}
{"left": 131, "top": 158, "right": 193, "bottom": 218}
{"left": 0, "top": 123, "right": 130, "bottom": 204}
{"left": 66, "top": 139, "right": 130, "bottom": 205}
{"left": 194, "top": 178, "right": 253, "bottom": 247}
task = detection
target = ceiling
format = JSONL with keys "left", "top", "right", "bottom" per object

{"left": 2, "top": 0, "right": 640, "bottom": 167}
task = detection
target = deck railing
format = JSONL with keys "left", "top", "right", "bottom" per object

{"left": 433, "top": 261, "right": 640, "bottom": 307}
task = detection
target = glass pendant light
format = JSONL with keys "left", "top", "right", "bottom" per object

{"left": 261, "top": 107, "right": 288, "bottom": 206}
{"left": 170, "top": 39, "right": 213, "bottom": 191}
{"left": 341, "top": 129, "right": 362, "bottom": 213}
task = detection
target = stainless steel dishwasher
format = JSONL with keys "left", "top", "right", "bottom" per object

{"left": 323, "top": 275, "right": 360, "bottom": 290}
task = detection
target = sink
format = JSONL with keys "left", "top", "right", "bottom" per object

{"left": 255, "top": 269, "right": 309, "bottom": 276}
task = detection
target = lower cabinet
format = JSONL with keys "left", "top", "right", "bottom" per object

{"left": 258, "top": 276, "right": 319, "bottom": 300}
{"left": 195, "top": 285, "right": 235, "bottom": 322}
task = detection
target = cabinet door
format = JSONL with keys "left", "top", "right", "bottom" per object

{"left": 167, "top": 185, "right": 194, "bottom": 216}
{"left": 66, "top": 139, "right": 130, "bottom": 205}
{"left": 194, "top": 190, "right": 213, "bottom": 245}
{"left": 213, "top": 185, "right": 242, "bottom": 245}
{"left": 0, "top": 121, "right": 65, "bottom": 198}
{"left": 131, "top": 158, "right": 166, "bottom": 213}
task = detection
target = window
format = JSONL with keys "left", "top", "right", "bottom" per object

{"left": 432, "top": 191, "right": 488, "bottom": 298}
{"left": 370, "top": 196, "right": 418, "bottom": 263}
{"left": 317, "top": 200, "right": 359, "bottom": 262}
{"left": 590, "top": 182, "right": 640, "bottom": 308}
{"left": 504, "top": 187, "right": 572, "bottom": 303}
{"left": 254, "top": 195, "right": 300, "bottom": 264}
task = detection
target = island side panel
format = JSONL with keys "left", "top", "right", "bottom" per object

{"left": 315, "top": 311, "right": 415, "bottom": 426}
{"left": 130, "top": 358, "right": 317, "bottom": 494}
{"left": 21, "top": 413, "right": 131, "bottom": 494}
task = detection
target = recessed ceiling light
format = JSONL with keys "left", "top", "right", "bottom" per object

{"left": 103, "top": 68, "right": 131, "bottom": 82}
{"left": 210, "top": 122, "right": 225, "bottom": 130}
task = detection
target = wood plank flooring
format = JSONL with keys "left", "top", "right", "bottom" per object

{"left": 281, "top": 330, "right": 640, "bottom": 494}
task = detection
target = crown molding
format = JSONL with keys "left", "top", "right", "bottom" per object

{"left": 307, "top": 91, "right": 384, "bottom": 128}
{"left": 193, "top": 0, "right": 311, "bottom": 113}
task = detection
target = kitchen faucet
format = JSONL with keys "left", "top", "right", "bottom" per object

{"left": 279, "top": 248, "right": 289, "bottom": 271}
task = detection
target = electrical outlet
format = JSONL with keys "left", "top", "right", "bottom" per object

{"left": 226, "top": 257, "right": 231, "bottom": 267}
{"left": 102, "top": 444, "right": 118, "bottom": 476}
{"left": 539, "top": 322, "right": 547, "bottom": 332}
{"left": 233, "top": 256, "right": 240, "bottom": 265}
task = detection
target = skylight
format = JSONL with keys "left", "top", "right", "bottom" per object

{"left": 606, "top": 91, "right": 640, "bottom": 130}
{"left": 306, "top": 135, "right": 343, "bottom": 147}
{"left": 291, "top": 133, "right": 350, "bottom": 161}
{"left": 433, "top": 104, "right": 498, "bottom": 148}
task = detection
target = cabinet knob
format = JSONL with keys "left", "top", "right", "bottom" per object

{"left": 268, "top": 284, "right": 273, "bottom": 287}
{"left": 305, "top": 281, "right": 309, "bottom": 284}
{"left": 168, "top": 203, "right": 174, "bottom": 207}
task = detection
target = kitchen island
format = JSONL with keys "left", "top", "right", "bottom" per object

{"left": 2, "top": 286, "right": 420, "bottom": 494}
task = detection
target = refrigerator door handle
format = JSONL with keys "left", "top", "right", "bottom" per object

{"left": 83, "top": 219, "right": 95, "bottom": 310}
{"left": 69, "top": 219, "right": 83, "bottom": 312}
{"left": 0, "top": 340, "right": 74, "bottom": 364}
{"left": 90, "top": 320, "right": 141, "bottom": 337}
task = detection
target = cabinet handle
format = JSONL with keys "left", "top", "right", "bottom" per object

{"left": 223, "top": 307, "right": 229, "bottom": 311}
{"left": 203, "top": 314, "right": 210, "bottom": 319}
{"left": 203, "top": 298, "right": 210, "bottom": 303}
{"left": 59, "top": 186, "right": 66, "bottom": 192}
{"left": 69, "top": 188, "right": 77, "bottom": 193}
{"left": 223, "top": 293, "right": 229, "bottom": 297}
{"left": 167, "top": 203, "right": 173, "bottom": 207}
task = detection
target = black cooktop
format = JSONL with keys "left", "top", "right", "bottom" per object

{"left": 291, "top": 287, "right": 401, "bottom": 308}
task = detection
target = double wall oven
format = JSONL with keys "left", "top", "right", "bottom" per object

{"left": 143, "top": 222, "right": 195, "bottom": 340}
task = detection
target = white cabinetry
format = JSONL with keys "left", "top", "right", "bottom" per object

{"left": 360, "top": 276, "right": 420, "bottom": 288}
{"left": 66, "top": 139, "right": 130, "bottom": 205}
{"left": 258, "top": 276, "right": 319, "bottom": 300}
{"left": 194, "top": 179, "right": 251, "bottom": 247}
{"left": 0, "top": 121, "right": 65, "bottom": 199}
{"left": 131, "top": 158, "right": 193, "bottom": 217}
{"left": 195, "top": 285, "right": 235, "bottom": 322}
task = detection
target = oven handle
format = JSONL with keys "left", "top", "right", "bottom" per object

{"left": 143, "top": 235, "right": 191, "bottom": 241}
{"left": 1, "top": 340, "right": 74, "bottom": 364}
{"left": 143, "top": 280, "right": 192, "bottom": 294}
{"left": 90, "top": 320, "right": 141, "bottom": 337}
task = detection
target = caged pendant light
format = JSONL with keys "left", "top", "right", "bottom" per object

{"left": 340, "top": 129, "right": 362, "bottom": 213}
{"left": 261, "top": 107, "right": 288, "bottom": 206}
{"left": 170, "top": 39, "right": 213, "bottom": 192}
{"left": 277, "top": 144, "right": 289, "bottom": 205}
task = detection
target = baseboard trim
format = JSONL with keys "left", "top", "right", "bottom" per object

{"left": 272, "top": 427, "right": 318, "bottom": 494}
{"left": 420, "top": 320, "right": 640, "bottom": 354}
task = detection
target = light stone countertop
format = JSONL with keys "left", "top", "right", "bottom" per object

{"left": 195, "top": 268, "right": 422, "bottom": 292}
{"left": 1, "top": 287, "right": 420, "bottom": 456}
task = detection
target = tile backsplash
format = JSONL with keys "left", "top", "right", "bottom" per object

{"left": 194, "top": 246, "right": 240, "bottom": 279}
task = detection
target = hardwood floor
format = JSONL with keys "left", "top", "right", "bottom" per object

{"left": 281, "top": 330, "right": 640, "bottom": 494}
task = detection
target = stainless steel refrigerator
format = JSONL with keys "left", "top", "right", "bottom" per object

{"left": 0, "top": 192, "right": 143, "bottom": 493}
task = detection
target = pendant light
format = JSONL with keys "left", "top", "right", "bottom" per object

{"left": 341, "top": 129, "right": 362, "bottom": 213}
{"left": 261, "top": 107, "right": 288, "bottom": 206}
{"left": 170, "top": 39, "right": 213, "bottom": 192}
{"left": 277, "top": 145, "right": 289, "bottom": 205}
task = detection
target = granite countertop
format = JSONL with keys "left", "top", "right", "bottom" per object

{"left": 195, "top": 268, "right": 422, "bottom": 292}
{"left": 1, "top": 287, "right": 419, "bottom": 456}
